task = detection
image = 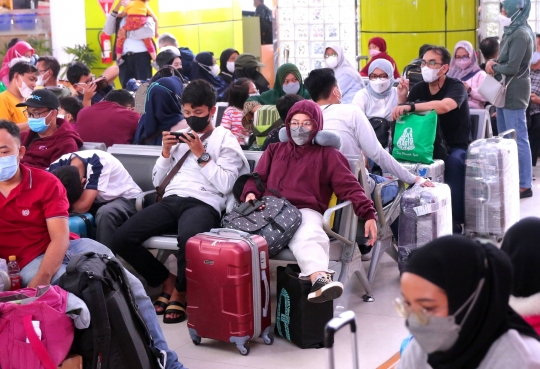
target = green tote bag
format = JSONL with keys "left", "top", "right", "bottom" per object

{"left": 392, "top": 110, "right": 438, "bottom": 164}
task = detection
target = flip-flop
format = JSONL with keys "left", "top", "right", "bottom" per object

{"left": 163, "top": 301, "right": 187, "bottom": 324}
{"left": 153, "top": 292, "right": 171, "bottom": 316}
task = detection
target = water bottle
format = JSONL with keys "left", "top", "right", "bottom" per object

{"left": 8, "top": 255, "right": 21, "bottom": 291}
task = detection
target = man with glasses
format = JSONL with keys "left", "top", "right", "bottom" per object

{"left": 0, "top": 61, "right": 37, "bottom": 128}
{"left": 35, "top": 56, "right": 72, "bottom": 99}
{"left": 392, "top": 45, "right": 471, "bottom": 234}
{"left": 66, "top": 62, "right": 119, "bottom": 107}
{"left": 17, "top": 89, "right": 82, "bottom": 169}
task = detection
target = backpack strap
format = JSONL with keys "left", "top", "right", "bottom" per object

{"left": 85, "top": 272, "right": 112, "bottom": 368}
{"left": 66, "top": 252, "right": 96, "bottom": 274}
{"left": 23, "top": 315, "right": 56, "bottom": 369}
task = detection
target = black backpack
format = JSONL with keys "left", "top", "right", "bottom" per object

{"left": 58, "top": 252, "right": 162, "bottom": 369}
{"left": 368, "top": 117, "right": 391, "bottom": 148}
{"left": 403, "top": 59, "right": 423, "bottom": 88}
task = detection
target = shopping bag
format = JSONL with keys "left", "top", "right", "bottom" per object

{"left": 392, "top": 110, "right": 438, "bottom": 164}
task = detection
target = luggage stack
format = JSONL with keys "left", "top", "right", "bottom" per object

{"left": 398, "top": 183, "right": 452, "bottom": 272}
{"left": 397, "top": 160, "right": 445, "bottom": 183}
{"left": 464, "top": 130, "right": 520, "bottom": 242}
{"left": 186, "top": 229, "right": 273, "bottom": 355}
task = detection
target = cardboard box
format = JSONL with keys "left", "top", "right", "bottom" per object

{"left": 57, "top": 355, "right": 82, "bottom": 369}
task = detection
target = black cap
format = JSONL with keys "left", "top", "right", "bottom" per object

{"left": 16, "top": 88, "right": 59, "bottom": 110}
{"left": 156, "top": 50, "right": 178, "bottom": 70}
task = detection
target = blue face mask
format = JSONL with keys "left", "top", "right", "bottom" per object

{"left": 28, "top": 111, "right": 52, "bottom": 133}
{"left": 0, "top": 154, "right": 18, "bottom": 182}
{"left": 282, "top": 82, "right": 300, "bottom": 95}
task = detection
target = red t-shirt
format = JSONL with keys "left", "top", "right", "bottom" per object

{"left": 0, "top": 165, "right": 69, "bottom": 268}
{"left": 75, "top": 101, "right": 140, "bottom": 147}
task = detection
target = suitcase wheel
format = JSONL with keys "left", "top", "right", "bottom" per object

{"left": 362, "top": 294, "right": 375, "bottom": 302}
{"left": 263, "top": 333, "right": 274, "bottom": 345}
{"left": 192, "top": 336, "right": 201, "bottom": 346}
{"left": 238, "top": 345, "right": 250, "bottom": 356}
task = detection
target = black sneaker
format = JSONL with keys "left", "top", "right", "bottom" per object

{"left": 520, "top": 188, "right": 533, "bottom": 199}
{"left": 307, "top": 274, "right": 343, "bottom": 303}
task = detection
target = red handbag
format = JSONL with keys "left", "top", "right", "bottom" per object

{"left": 0, "top": 285, "right": 75, "bottom": 369}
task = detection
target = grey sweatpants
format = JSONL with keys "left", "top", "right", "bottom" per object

{"left": 94, "top": 197, "right": 137, "bottom": 247}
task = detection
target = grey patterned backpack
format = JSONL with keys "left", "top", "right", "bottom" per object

{"left": 222, "top": 173, "right": 302, "bottom": 256}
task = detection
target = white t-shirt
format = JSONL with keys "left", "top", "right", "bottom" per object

{"left": 50, "top": 150, "right": 142, "bottom": 203}
{"left": 352, "top": 87, "right": 398, "bottom": 121}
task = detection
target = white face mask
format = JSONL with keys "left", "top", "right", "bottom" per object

{"left": 325, "top": 55, "right": 338, "bottom": 69}
{"left": 210, "top": 64, "right": 220, "bottom": 76}
{"left": 421, "top": 65, "right": 443, "bottom": 84}
{"left": 226, "top": 61, "right": 235, "bottom": 74}
{"left": 36, "top": 72, "right": 49, "bottom": 87}
{"left": 369, "top": 49, "right": 381, "bottom": 58}
{"left": 369, "top": 78, "right": 392, "bottom": 94}
{"left": 17, "top": 76, "right": 33, "bottom": 99}
{"left": 499, "top": 14, "right": 512, "bottom": 28}
{"left": 57, "top": 114, "right": 65, "bottom": 119}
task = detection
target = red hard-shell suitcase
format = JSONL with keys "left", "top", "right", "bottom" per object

{"left": 186, "top": 228, "right": 273, "bottom": 355}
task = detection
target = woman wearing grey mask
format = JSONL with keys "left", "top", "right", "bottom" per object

{"left": 397, "top": 236, "right": 540, "bottom": 369}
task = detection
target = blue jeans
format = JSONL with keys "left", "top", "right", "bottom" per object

{"left": 497, "top": 107, "right": 533, "bottom": 188}
{"left": 369, "top": 174, "right": 399, "bottom": 205}
{"left": 444, "top": 147, "right": 467, "bottom": 224}
{"left": 20, "top": 239, "right": 186, "bottom": 369}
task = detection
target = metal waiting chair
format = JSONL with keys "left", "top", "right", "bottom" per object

{"left": 80, "top": 142, "right": 107, "bottom": 151}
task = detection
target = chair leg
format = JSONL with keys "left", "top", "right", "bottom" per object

{"left": 156, "top": 249, "right": 175, "bottom": 264}
{"left": 348, "top": 247, "right": 374, "bottom": 302}
{"left": 367, "top": 237, "right": 393, "bottom": 283}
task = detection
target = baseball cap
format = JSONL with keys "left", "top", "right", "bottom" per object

{"left": 156, "top": 50, "right": 178, "bottom": 69}
{"left": 235, "top": 53, "right": 265, "bottom": 69}
{"left": 16, "top": 88, "right": 59, "bottom": 110}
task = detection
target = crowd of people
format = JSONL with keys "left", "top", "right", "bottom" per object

{"left": 1, "top": 0, "right": 540, "bottom": 367}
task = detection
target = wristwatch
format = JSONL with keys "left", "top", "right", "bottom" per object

{"left": 402, "top": 102, "right": 415, "bottom": 112}
{"left": 197, "top": 152, "right": 210, "bottom": 165}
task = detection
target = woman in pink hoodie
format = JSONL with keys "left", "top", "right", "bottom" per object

{"left": 242, "top": 100, "right": 377, "bottom": 304}
{"left": 501, "top": 217, "right": 540, "bottom": 335}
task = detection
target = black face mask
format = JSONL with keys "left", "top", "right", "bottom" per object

{"left": 186, "top": 114, "right": 210, "bottom": 132}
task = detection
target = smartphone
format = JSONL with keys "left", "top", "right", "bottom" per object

{"left": 93, "top": 77, "right": 109, "bottom": 91}
{"left": 170, "top": 132, "right": 196, "bottom": 141}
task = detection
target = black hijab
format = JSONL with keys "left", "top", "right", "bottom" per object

{"left": 501, "top": 217, "right": 540, "bottom": 298}
{"left": 190, "top": 52, "right": 228, "bottom": 97}
{"left": 405, "top": 235, "right": 539, "bottom": 369}
{"left": 218, "top": 48, "right": 238, "bottom": 85}
{"left": 233, "top": 67, "right": 270, "bottom": 93}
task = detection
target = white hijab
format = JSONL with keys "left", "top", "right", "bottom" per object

{"left": 326, "top": 44, "right": 365, "bottom": 88}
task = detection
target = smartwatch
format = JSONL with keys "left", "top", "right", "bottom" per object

{"left": 197, "top": 152, "right": 210, "bottom": 165}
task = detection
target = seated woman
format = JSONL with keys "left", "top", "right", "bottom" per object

{"left": 353, "top": 59, "right": 398, "bottom": 122}
{"left": 190, "top": 52, "right": 228, "bottom": 101}
{"left": 324, "top": 44, "right": 365, "bottom": 104}
{"left": 221, "top": 78, "right": 257, "bottom": 147}
{"left": 218, "top": 48, "right": 239, "bottom": 85}
{"left": 360, "top": 37, "right": 400, "bottom": 79}
{"left": 501, "top": 217, "right": 540, "bottom": 335}
{"left": 0, "top": 41, "right": 34, "bottom": 86}
{"left": 133, "top": 75, "right": 184, "bottom": 145}
{"left": 448, "top": 41, "right": 487, "bottom": 110}
{"left": 398, "top": 236, "right": 540, "bottom": 369}
{"left": 241, "top": 100, "right": 377, "bottom": 303}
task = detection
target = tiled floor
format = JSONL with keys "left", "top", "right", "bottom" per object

{"left": 152, "top": 165, "right": 540, "bottom": 369}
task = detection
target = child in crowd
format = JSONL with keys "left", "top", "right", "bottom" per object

{"left": 59, "top": 96, "right": 83, "bottom": 127}
{"left": 116, "top": 0, "right": 159, "bottom": 64}
{"left": 221, "top": 78, "right": 256, "bottom": 147}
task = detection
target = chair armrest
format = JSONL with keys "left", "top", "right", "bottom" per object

{"left": 373, "top": 179, "right": 405, "bottom": 228}
{"left": 323, "top": 200, "right": 354, "bottom": 246}
{"left": 136, "top": 190, "right": 157, "bottom": 211}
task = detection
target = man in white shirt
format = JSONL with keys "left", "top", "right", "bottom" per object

{"left": 111, "top": 80, "right": 250, "bottom": 324}
{"left": 49, "top": 150, "right": 142, "bottom": 247}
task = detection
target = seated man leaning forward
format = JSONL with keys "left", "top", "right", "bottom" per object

{"left": 112, "top": 79, "right": 250, "bottom": 324}
{"left": 241, "top": 100, "right": 377, "bottom": 303}
{"left": 49, "top": 150, "right": 143, "bottom": 248}
{"left": 0, "top": 120, "right": 186, "bottom": 369}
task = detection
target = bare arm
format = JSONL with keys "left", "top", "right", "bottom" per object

{"left": 71, "top": 189, "right": 98, "bottom": 214}
{"left": 392, "top": 98, "right": 457, "bottom": 121}
{"left": 27, "top": 217, "right": 70, "bottom": 287}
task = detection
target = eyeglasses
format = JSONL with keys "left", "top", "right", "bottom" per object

{"left": 455, "top": 56, "right": 470, "bottom": 61}
{"left": 289, "top": 120, "right": 313, "bottom": 130}
{"left": 420, "top": 60, "right": 444, "bottom": 68}
{"left": 23, "top": 109, "right": 52, "bottom": 119}
{"left": 324, "top": 53, "right": 337, "bottom": 59}
{"left": 368, "top": 74, "right": 389, "bottom": 81}
{"left": 393, "top": 297, "right": 432, "bottom": 325}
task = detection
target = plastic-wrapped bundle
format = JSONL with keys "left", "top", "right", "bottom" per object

{"left": 397, "top": 159, "right": 445, "bottom": 183}
{"left": 398, "top": 183, "right": 453, "bottom": 272}
{"left": 464, "top": 132, "right": 519, "bottom": 242}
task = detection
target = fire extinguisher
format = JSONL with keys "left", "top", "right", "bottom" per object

{"left": 99, "top": 31, "right": 112, "bottom": 64}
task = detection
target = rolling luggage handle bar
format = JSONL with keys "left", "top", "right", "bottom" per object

{"left": 325, "top": 311, "right": 359, "bottom": 369}
{"left": 497, "top": 129, "right": 517, "bottom": 141}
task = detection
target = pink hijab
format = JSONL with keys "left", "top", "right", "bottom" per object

{"left": 0, "top": 41, "right": 34, "bottom": 81}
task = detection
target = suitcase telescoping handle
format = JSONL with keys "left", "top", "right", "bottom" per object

{"left": 208, "top": 228, "right": 251, "bottom": 238}
{"left": 497, "top": 129, "right": 517, "bottom": 141}
{"left": 325, "top": 311, "right": 360, "bottom": 369}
